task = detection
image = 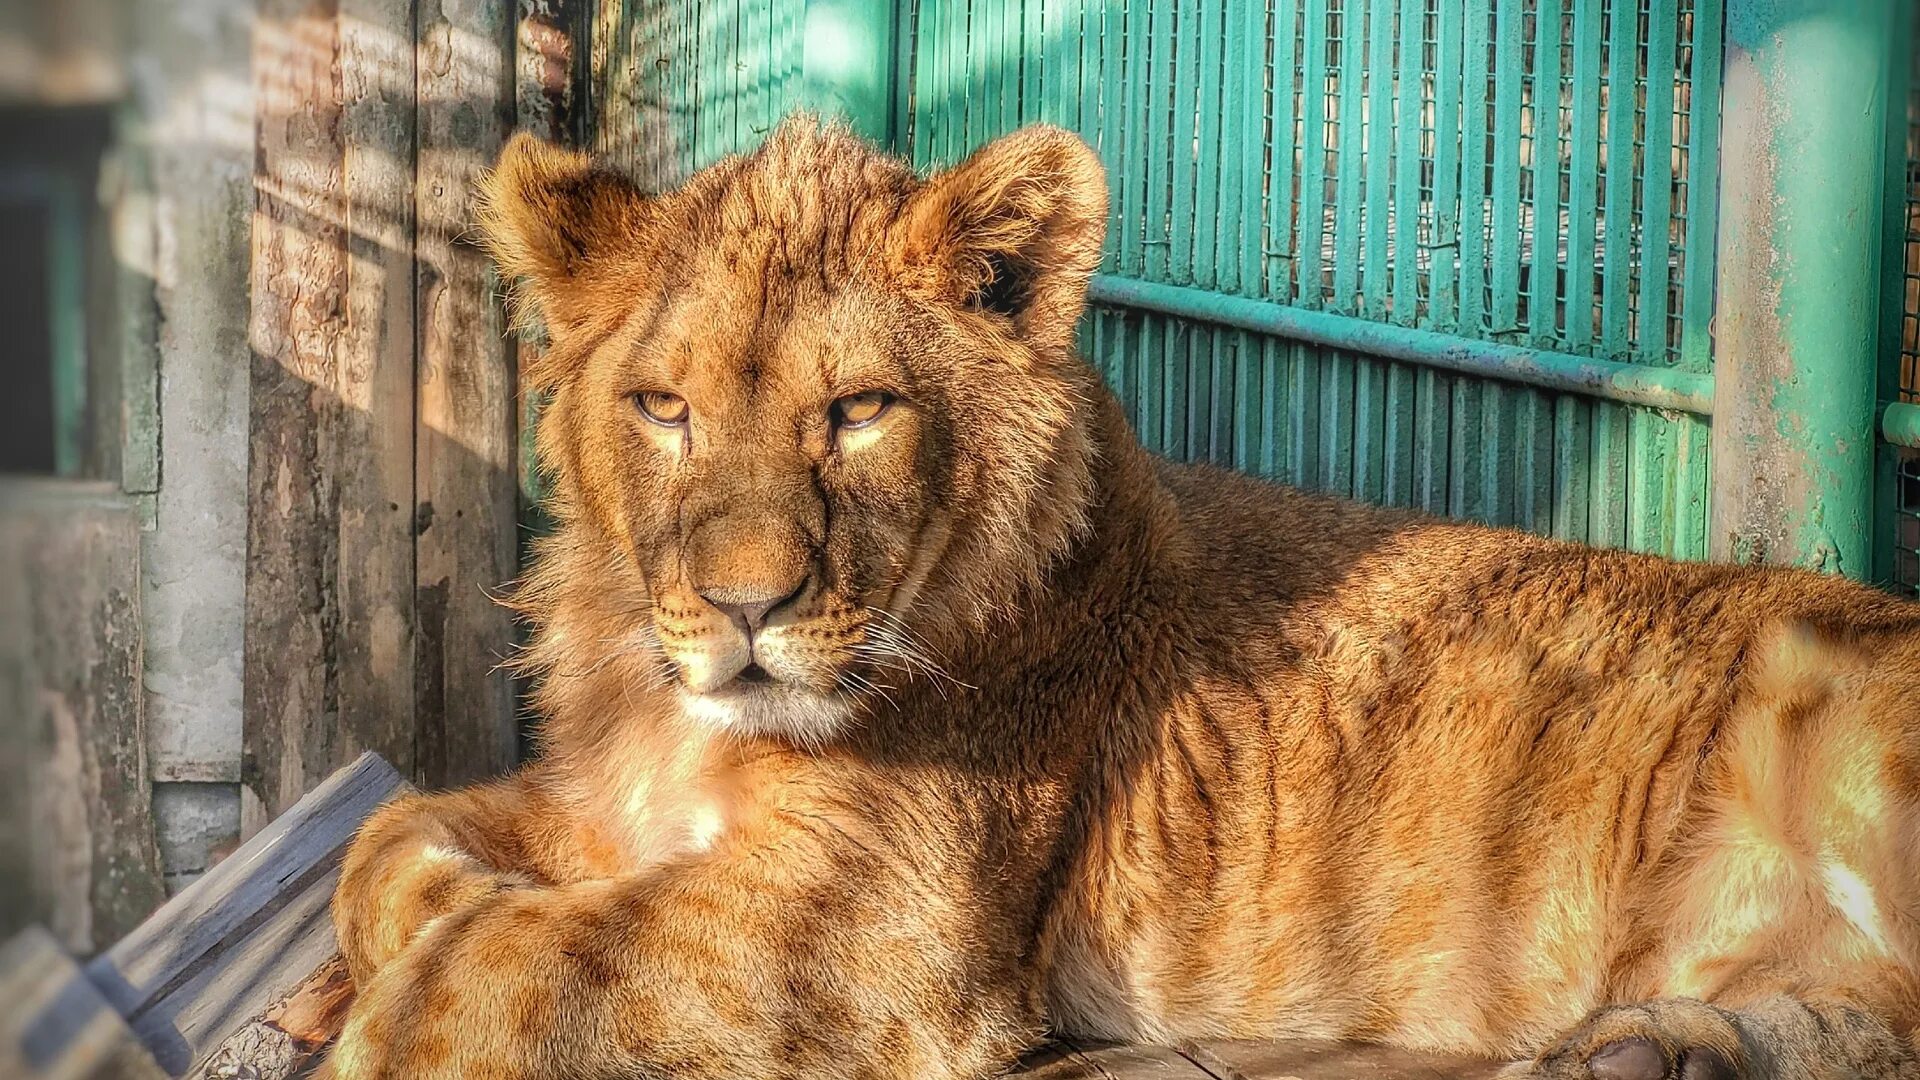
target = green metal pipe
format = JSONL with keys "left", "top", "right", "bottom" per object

{"left": 1085, "top": 275, "right": 1716, "bottom": 415}
{"left": 1709, "top": 0, "right": 1894, "bottom": 577}
{"left": 1883, "top": 401, "right": 1920, "bottom": 450}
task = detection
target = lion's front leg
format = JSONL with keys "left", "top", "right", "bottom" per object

{"left": 333, "top": 769, "right": 563, "bottom": 982}
{"left": 1506, "top": 994, "right": 1919, "bottom": 1080}
{"left": 323, "top": 826, "right": 1042, "bottom": 1080}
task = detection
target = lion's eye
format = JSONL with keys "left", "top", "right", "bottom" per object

{"left": 832, "top": 391, "right": 893, "bottom": 430}
{"left": 635, "top": 391, "right": 689, "bottom": 426}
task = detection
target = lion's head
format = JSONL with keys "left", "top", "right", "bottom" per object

{"left": 482, "top": 118, "right": 1110, "bottom": 743}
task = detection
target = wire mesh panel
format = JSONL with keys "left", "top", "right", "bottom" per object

{"left": 1894, "top": 17, "right": 1920, "bottom": 596}
{"left": 906, "top": 0, "right": 1723, "bottom": 559}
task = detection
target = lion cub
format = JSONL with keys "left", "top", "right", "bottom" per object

{"left": 321, "top": 118, "right": 1920, "bottom": 1080}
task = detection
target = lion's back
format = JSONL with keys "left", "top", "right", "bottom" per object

{"left": 1073, "top": 455, "right": 1920, "bottom": 1053}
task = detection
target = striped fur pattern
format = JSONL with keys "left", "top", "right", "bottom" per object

{"left": 321, "top": 118, "right": 1920, "bottom": 1080}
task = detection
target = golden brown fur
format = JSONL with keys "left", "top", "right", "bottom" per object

{"left": 321, "top": 118, "right": 1920, "bottom": 1080}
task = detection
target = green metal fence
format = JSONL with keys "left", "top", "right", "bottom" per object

{"left": 579, "top": 0, "right": 1918, "bottom": 590}
{"left": 903, "top": 0, "right": 1719, "bottom": 560}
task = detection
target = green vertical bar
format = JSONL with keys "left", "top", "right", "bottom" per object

{"left": 1331, "top": 4, "right": 1366, "bottom": 315}
{"left": 1599, "top": 1, "right": 1637, "bottom": 353}
{"left": 1023, "top": 0, "right": 1045, "bottom": 124}
{"left": 1679, "top": 0, "right": 1723, "bottom": 376}
{"left": 1551, "top": 395, "right": 1592, "bottom": 539}
{"left": 1515, "top": 393, "right": 1555, "bottom": 533}
{"left": 960, "top": 0, "right": 983, "bottom": 147}
{"left": 1144, "top": 0, "right": 1174, "bottom": 284}
{"left": 1324, "top": 0, "right": 1365, "bottom": 496}
{"left": 1590, "top": 403, "right": 1629, "bottom": 547}
{"left": 1626, "top": 408, "right": 1672, "bottom": 554}
{"left": 728, "top": 0, "right": 745, "bottom": 151}
{"left": 1298, "top": 0, "right": 1332, "bottom": 307}
{"left": 1664, "top": 142, "right": 1703, "bottom": 508}
{"left": 1235, "top": 331, "right": 1265, "bottom": 471}
{"left": 1000, "top": 0, "right": 1025, "bottom": 131}
{"left": 1195, "top": 0, "right": 1225, "bottom": 292}
{"left": 1169, "top": 0, "right": 1201, "bottom": 287}
{"left": 1352, "top": 0, "right": 1395, "bottom": 503}
{"left": 1529, "top": 0, "right": 1565, "bottom": 344}
{"left": 1710, "top": 0, "right": 1891, "bottom": 575}
{"left": 1873, "top": 0, "right": 1914, "bottom": 585}
{"left": 1640, "top": 2, "right": 1679, "bottom": 362}
{"left": 1415, "top": 369, "right": 1451, "bottom": 512}
{"left": 1630, "top": 6, "right": 1682, "bottom": 556}
{"left": 1389, "top": 0, "right": 1421, "bottom": 321}
{"left": 1267, "top": 0, "right": 1301, "bottom": 304}
{"left": 1675, "top": 420, "right": 1710, "bottom": 561}
{"left": 1048, "top": 0, "right": 1081, "bottom": 129}
{"left": 1565, "top": 0, "right": 1603, "bottom": 352}
{"left": 1429, "top": 0, "right": 1463, "bottom": 329}
{"left": 1120, "top": 0, "right": 1149, "bottom": 278}
{"left": 1218, "top": 0, "right": 1249, "bottom": 297}
{"left": 1458, "top": 0, "right": 1491, "bottom": 332}
{"left": 1294, "top": 0, "right": 1331, "bottom": 487}
{"left": 1364, "top": 0, "right": 1395, "bottom": 323}
{"left": 1099, "top": 0, "right": 1128, "bottom": 274}
{"left": 911, "top": 0, "right": 937, "bottom": 163}
{"left": 1258, "top": 5, "right": 1292, "bottom": 476}
{"left": 1488, "top": 0, "right": 1523, "bottom": 328}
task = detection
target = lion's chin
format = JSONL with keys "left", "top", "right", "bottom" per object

{"left": 678, "top": 682, "right": 853, "bottom": 744}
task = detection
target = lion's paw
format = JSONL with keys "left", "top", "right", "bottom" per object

{"left": 1506, "top": 1001, "right": 1746, "bottom": 1080}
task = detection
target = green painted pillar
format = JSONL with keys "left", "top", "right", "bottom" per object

{"left": 801, "top": 0, "right": 896, "bottom": 145}
{"left": 1709, "top": 0, "right": 1895, "bottom": 577}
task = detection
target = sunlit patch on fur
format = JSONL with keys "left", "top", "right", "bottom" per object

{"left": 1821, "top": 858, "right": 1893, "bottom": 955}
{"left": 679, "top": 684, "right": 853, "bottom": 744}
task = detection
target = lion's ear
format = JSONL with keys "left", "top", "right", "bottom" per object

{"left": 476, "top": 132, "right": 651, "bottom": 335}
{"left": 894, "top": 125, "right": 1108, "bottom": 352}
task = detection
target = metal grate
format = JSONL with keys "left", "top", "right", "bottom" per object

{"left": 1895, "top": 24, "right": 1920, "bottom": 595}
{"left": 908, "top": 0, "right": 1722, "bottom": 560}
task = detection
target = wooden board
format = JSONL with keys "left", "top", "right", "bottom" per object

{"left": 1184, "top": 1039, "right": 1506, "bottom": 1080}
{"left": 1009, "top": 1040, "right": 1505, "bottom": 1080}
{"left": 0, "top": 480, "right": 166, "bottom": 955}
{"left": 245, "top": 0, "right": 526, "bottom": 826}
{"left": 85, "top": 753, "right": 406, "bottom": 1076}
{"left": 244, "top": 0, "right": 420, "bottom": 831}
{"left": 413, "top": 0, "right": 521, "bottom": 790}
{"left": 0, "top": 926, "right": 168, "bottom": 1080}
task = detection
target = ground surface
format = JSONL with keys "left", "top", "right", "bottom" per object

{"left": 1011, "top": 1040, "right": 1505, "bottom": 1079}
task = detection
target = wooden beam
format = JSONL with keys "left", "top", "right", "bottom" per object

{"left": 244, "top": 0, "right": 421, "bottom": 831}
{"left": 1184, "top": 1039, "right": 1505, "bottom": 1080}
{"left": 86, "top": 753, "right": 405, "bottom": 1076}
{"left": 0, "top": 926, "right": 167, "bottom": 1080}
{"left": 413, "top": 0, "right": 521, "bottom": 788}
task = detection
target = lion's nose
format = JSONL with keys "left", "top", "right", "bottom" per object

{"left": 698, "top": 580, "right": 804, "bottom": 632}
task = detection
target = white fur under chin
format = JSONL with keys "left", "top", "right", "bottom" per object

{"left": 679, "top": 684, "right": 853, "bottom": 744}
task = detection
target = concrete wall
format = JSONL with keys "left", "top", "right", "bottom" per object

{"left": 119, "top": 0, "right": 256, "bottom": 890}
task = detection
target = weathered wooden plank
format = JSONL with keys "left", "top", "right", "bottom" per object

{"left": 0, "top": 926, "right": 168, "bottom": 1080}
{"left": 1010, "top": 1041, "right": 1218, "bottom": 1080}
{"left": 0, "top": 481, "right": 166, "bottom": 955}
{"left": 1066, "top": 1041, "right": 1221, "bottom": 1079}
{"left": 414, "top": 0, "right": 521, "bottom": 789}
{"left": 1185, "top": 1039, "right": 1505, "bottom": 1080}
{"left": 85, "top": 753, "right": 405, "bottom": 1076}
{"left": 245, "top": 0, "right": 417, "bottom": 831}
{"left": 334, "top": 0, "right": 424, "bottom": 800}
{"left": 193, "top": 956, "right": 353, "bottom": 1080}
